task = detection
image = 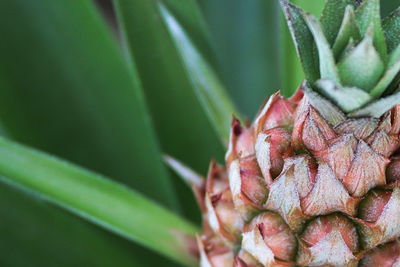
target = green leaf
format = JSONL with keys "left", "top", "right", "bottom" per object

{"left": 114, "top": 0, "right": 224, "bottom": 172}
{"left": 320, "top": 0, "right": 358, "bottom": 45}
{"left": 280, "top": 0, "right": 320, "bottom": 84}
{"left": 337, "top": 27, "right": 385, "bottom": 91}
{"left": 114, "top": 0, "right": 225, "bottom": 224}
{"left": 381, "top": 0, "right": 400, "bottom": 17}
{"left": 303, "top": 82, "right": 346, "bottom": 126}
{"left": 0, "top": 1, "right": 180, "bottom": 265}
{"left": 383, "top": 7, "right": 400, "bottom": 53}
{"left": 355, "top": 0, "right": 388, "bottom": 62}
{"left": 316, "top": 79, "right": 372, "bottom": 112}
{"left": 0, "top": 0, "right": 177, "bottom": 208}
{"left": 280, "top": 0, "right": 325, "bottom": 97}
{"left": 0, "top": 137, "right": 199, "bottom": 266}
{"left": 338, "top": 37, "right": 356, "bottom": 61}
{"left": 200, "top": 0, "right": 282, "bottom": 115}
{"left": 332, "top": 5, "right": 361, "bottom": 57}
{"left": 0, "top": 181, "right": 172, "bottom": 267}
{"left": 349, "top": 90, "right": 400, "bottom": 117}
{"left": 370, "top": 45, "right": 400, "bottom": 98}
{"left": 303, "top": 12, "right": 341, "bottom": 84}
{"left": 159, "top": 3, "right": 241, "bottom": 145}
{"left": 164, "top": 155, "right": 204, "bottom": 189}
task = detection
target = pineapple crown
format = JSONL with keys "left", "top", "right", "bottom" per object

{"left": 281, "top": 0, "right": 400, "bottom": 118}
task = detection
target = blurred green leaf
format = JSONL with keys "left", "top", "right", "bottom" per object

{"left": 199, "top": 0, "right": 282, "bottom": 118}
{"left": 0, "top": 0, "right": 180, "bottom": 265}
{"left": 0, "top": 0, "right": 177, "bottom": 207}
{"left": 381, "top": 0, "right": 400, "bottom": 17}
{"left": 0, "top": 137, "right": 198, "bottom": 266}
{"left": 114, "top": 0, "right": 226, "bottom": 223}
{"left": 0, "top": 181, "right": 173, "bottom": 267}
{"left": 159, "top": 3, "right": 241, "bottom": 145}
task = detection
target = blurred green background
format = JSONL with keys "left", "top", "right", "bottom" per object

{"left": 0, "top": 0, "right": 399, "bottom": 266}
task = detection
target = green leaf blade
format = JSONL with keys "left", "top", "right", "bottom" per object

{"left": 280, "top": 0, "right": 320, "bottom": 84}
{"left": 370, "top": 45, "right": 400, "bottom": 98}
{"left": 0, "top": 0, "right": 178, "bottom": 209}
{"left": 316, "top": 79, "right": 372, "bottom": 112}
{"left": 114, "top": 0, "right": 225, "bottom": 183}
{"left": 320, "top": 0, "right": 358, "bottom": 45}
{"left": 0, "top": 137, "right": 198, "bottom": 266}
{"left": 337, "top": 28, "right": 385, "bottom": 91}
{"left": 332, "top": 5, "right": 361, "bottom": 57}
{"left": 355, "top": 0, "right": 388, "bottom": 61}
{"left": 383, "top": 7, "right": 400, "bottom": 53}
{"left": 303, "top": 12, "right": 341, "bottom": 84}
{"left": 159, "top": 3, "right": 241, "bottom": 145}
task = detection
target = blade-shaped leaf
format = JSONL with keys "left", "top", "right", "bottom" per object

{"left": 280, "top": 0, "right": 320, "bottom": 84}
{"left": 338, "top": 38, "right": 357, "bottom": 61}
{"left": 370, "top": 45, "right": 400, "bottom": 98}
{"left": 355, "top": 0, "right": 387, "bottom": 61}
{"left": 200, "top": 0, "right": 282, "bottom": 116}
{"left": 0, "top": 0, "right": 178, "bottom": 208}
{"left": 0, "top": 181, "right": 172, "bottom": 267}
{"left": 0, "top": 137, "right": 199, "bottom": 266}
{"left": 337, "top": 27, "right": 385, "bottom": 91}
{"left": 0, "top": 1, "right": 180, "bottom": 265}
{"left": 332, "top": 5, "right": 361, "bottom": 57}
{"left": 316, "top": 79, "right": 372, "bottom": 112}
{"left": 303, "top": 82, "right": 346, "bottom": 126}
{"left": 320, "top": 0, "right": 358, "bottom": 45}
{"left": 383, "top": 7, "right": 400, "bottom": 53}
{"left": 159, "top": 3, "right": 240, "bottom": 144}
{"left": 349, "top": 91, "right": 400, "bottom": 117}
{"left": 280, "top": 0, "right": 325, "bottom": 97}
{"left": 303, "top": 12, "right": 341, "bottom": 84}
{"left": 114, "top": 0, "right": 225, "bottom": 224}
{"left": 114, "top": 0, "right": 224, "bottom": 171}
{"left": 382, "top": 1, "right": 400, "bottom": 17}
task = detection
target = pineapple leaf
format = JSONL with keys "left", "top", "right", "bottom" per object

{"left": 164, "top": 155, "right": 204, "bottom": 189}
{"left": 159, "top": 3, "right": 240, "bottom": 145}
{"left": 383, "top": 7, "right": 400, "bottom": 53}
{"left": 320, "top": 0, "right": 358, "bottom": 45}
{"left": 303, "top": 12, "right": 341, "bottom": 84}
{"left": 0, "top": 137, "right": 199, "bottom": 267}
{"left": 303, "top": 82, "right": 346, "bottom": 126}
{"left": 338, "top": 38, "right": 356, "bottom": 61}
{"left": 337, "top": 26, "right": 385, "bottom": 91}
{"left": 370, "top": 45, "right": 400, "bottom": 98}
{"left": 114, "top": 0, "right": 226, "bottom": 179}
{"left": 349, "top": 90, "right": 400, "bottom": 117}
{"left": 332, "top": 5, "right": 361, "bottom": 57}
{"left": 0, "top": 0, "right": 180, "bottom": 211}
{"left": 280, "top": 0, "right": 320, "bottom": 83}
{"left": 355, "top": 0, "right": 387, "bottom": 62}
{"left": 316, "top": 79, "right": 372, "bottom": 112}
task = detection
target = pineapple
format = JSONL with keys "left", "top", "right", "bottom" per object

{"left": 170, "top": 0, "right": 400, "bottom": 266}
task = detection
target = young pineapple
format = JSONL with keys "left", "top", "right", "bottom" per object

{"left": 171, "top": 0, "right": 400, "bottom": 266}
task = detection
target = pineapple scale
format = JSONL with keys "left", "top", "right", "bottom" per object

{"left": 195, "top": 85, "right": 400, "bottom": 267}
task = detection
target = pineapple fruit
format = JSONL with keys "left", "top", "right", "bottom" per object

{"left": 170, "top": 0, "right": 400, "bottom": 266}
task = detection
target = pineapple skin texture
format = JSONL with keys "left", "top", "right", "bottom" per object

{"left": 197, "top": 86, "right": 400, "bottom": 267}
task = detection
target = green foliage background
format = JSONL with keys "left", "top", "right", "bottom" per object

{"left": 0, "top": 0, "right": 399, "bottom": 266}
